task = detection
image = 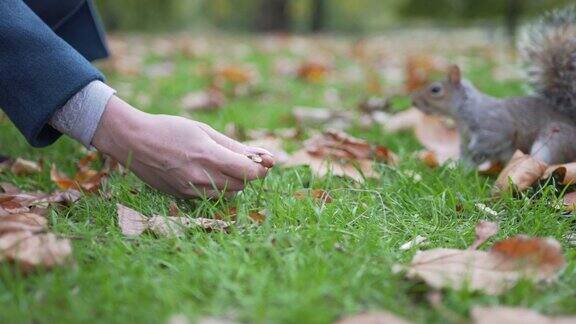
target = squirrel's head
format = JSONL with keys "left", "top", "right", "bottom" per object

{"left": 411, "top": 65, "right": 466, "bottom": 117}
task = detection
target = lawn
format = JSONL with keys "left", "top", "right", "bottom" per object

{"left": 1, "top": 32, "right": 575, "bottom": 324}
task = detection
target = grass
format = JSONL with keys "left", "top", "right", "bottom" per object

{"left": 1, "top": 34, "right": 575, "bottom": 324}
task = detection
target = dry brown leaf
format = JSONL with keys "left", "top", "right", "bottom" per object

{"left": 472, "top": 306, "right": 576, "bottom": 324}
{"left": 400, "top": 225, "right": 564, "bottom": 295}
{"left": 181, "top": 88, "right": 226, "bottom": 112}
{"left": 117, "top": 204, "right": 148, "bottom": 237}
{"left": 10, "top": 158, "right": 42, "bottom": 175}
{"left": 216, "top": 65, "right": 257, "bottom": 85}
{"left": 293, "top": 189, "right": 333, "bottom": 204}
{"left": 469, "top": 221, "right": 499, "bottom": 250}
{"left": 491, "top": 235, "right": 565, "bottom": 278}
{"left": 542, "top": 162, "right": 576, "bottom": 185}
{"left": 247, "top": 211, "right": 266, "bottom": 223}
{"left": 51, "top": 161, "right": 107, "bottom": 193}
{"left": 297, "top": 61, "right": 329, "bottom": 83}
{"left": 285, "top": 130, "right": 396, "bottom": 182}
{"left": 117, "top": 204, "right": 232, "bottom": 237}
{"left": 336, "top": 311, "right": 411, "bottom": 324}
{"left": 285, "top": 150, "right": 377, "bottom": 183}
{"left": 494, "top": 150, "right": 547, "bottom": 194}
{"left": 0, "top": 231, "right": 72, "bottom": 272}
{"left": 0, "top": 213, "right": 47, "bottom": 234}
{"left": 148, "top": 216, "right": 191, "bottom": 237}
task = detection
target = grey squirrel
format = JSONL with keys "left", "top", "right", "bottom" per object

{"left": 411, "top": 7, "right": 576, "bottom": 166}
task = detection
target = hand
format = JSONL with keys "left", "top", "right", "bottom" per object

{"left": 92, "top": 96, "right": 274, "bottom": 198}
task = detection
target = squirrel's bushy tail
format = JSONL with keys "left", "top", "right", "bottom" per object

{"left": 521, "top": 6, "right": 576, "bottom": 119}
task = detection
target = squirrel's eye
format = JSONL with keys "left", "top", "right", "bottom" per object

{"left": 430, "top": 85, "right": 443, "bottom": 95}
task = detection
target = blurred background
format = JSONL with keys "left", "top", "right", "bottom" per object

{"left": 95, "top": 0, "right": 572, "bottom": 42}
{"left": 88, "top": 0, "right": 575, "bottom": 144}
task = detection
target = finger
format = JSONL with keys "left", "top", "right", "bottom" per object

{"left": 209, "top": 144, "right": 268, "bottom": 181}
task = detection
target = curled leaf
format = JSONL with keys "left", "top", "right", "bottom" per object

{"left": 494, "top": 151, "right": 547, "bottom": 194}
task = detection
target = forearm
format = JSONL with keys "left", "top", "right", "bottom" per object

{"left": 0, "top": 0, "right": 104, "bottom": 147}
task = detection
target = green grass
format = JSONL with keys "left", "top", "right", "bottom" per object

{"left": 1, "top": 35, "right": 575, "bottom": 324}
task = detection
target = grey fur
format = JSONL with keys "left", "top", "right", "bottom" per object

{"left": 412, "top": 7, "right": 576, "bottom": 166}
{"left": 521, "top": 6, "right": 576, "bottom": 119}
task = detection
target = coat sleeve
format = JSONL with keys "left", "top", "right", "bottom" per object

{"left": 0, "top": 0, "right": 104, "bottom": 147}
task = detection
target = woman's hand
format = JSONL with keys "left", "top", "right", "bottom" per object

{"left": 92, "top": 96, "right": 273, "bottom": 198}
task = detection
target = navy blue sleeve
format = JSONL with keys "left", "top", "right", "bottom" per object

{"left": 0, "top": 0, "right": 104, "bottom": 147}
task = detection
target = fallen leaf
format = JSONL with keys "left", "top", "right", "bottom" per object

{"left": 491, "top": 235, "right": 565, "bottom": 278}
{"left": 148, "top": 216, "right": 191, "bottom": 237}
{"left": 293, "top": 189, "right": 333, "bottom": 203}
{"left": 285, "top": 150, "right": 376, "bottom": 183}
{"left": 471, "top": 306, "right": 576, "bottom": 324}
{"left": 284, "top": 130, "right": 396, "bottom": 182}
{"left": 10, "top": 158, "right": 42, "bottom": 175}
{"left": 494, "top": 151, "right": 547, "bottom": 194}
{"left": 399, "top": 222, "right": 564, "bottom": 295}
{"left": 399, "top": 235, "right": 427, "bottom": 251}
{"left": 216, "top": 65, "right": 257, "bottom": 85}
{"left": 117, "top": 204, "right": 148, "bottom": 237}
{"left": 542, "top": 162, "right": 576, "bottom": 185}
{"left": 51, "top": 159, "right": 107, "bottom": 193}
{"left": 248, "top": 211, "right": 266, "bottom": 223}
{"left": 0, "top": 231, "right": 72, "bottom": 272}
{"left": 297, "top": 61, "right": 329, "bottom": 83}
{"left": 469, "top": 221, "right": 499, "bottom": 250}
{"left": 336, "top": 311, "right": 411, "bottom": 324}
{"left": 0, "top": 213, "right": 47, "bottom": 234}
{"left": 117, "top": 204, "right": 232, "bottom": 237}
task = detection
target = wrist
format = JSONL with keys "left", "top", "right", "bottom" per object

{"left": 92, "top": 96, "right": 148, "bottom": 158}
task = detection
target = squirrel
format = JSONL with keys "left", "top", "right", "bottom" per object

{"left": 411, "top": 7, "right": 576, "bottom": 166}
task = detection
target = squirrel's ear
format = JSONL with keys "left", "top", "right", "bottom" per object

{"left": 448, "top": 65, "right": 461, "bottom": 85}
